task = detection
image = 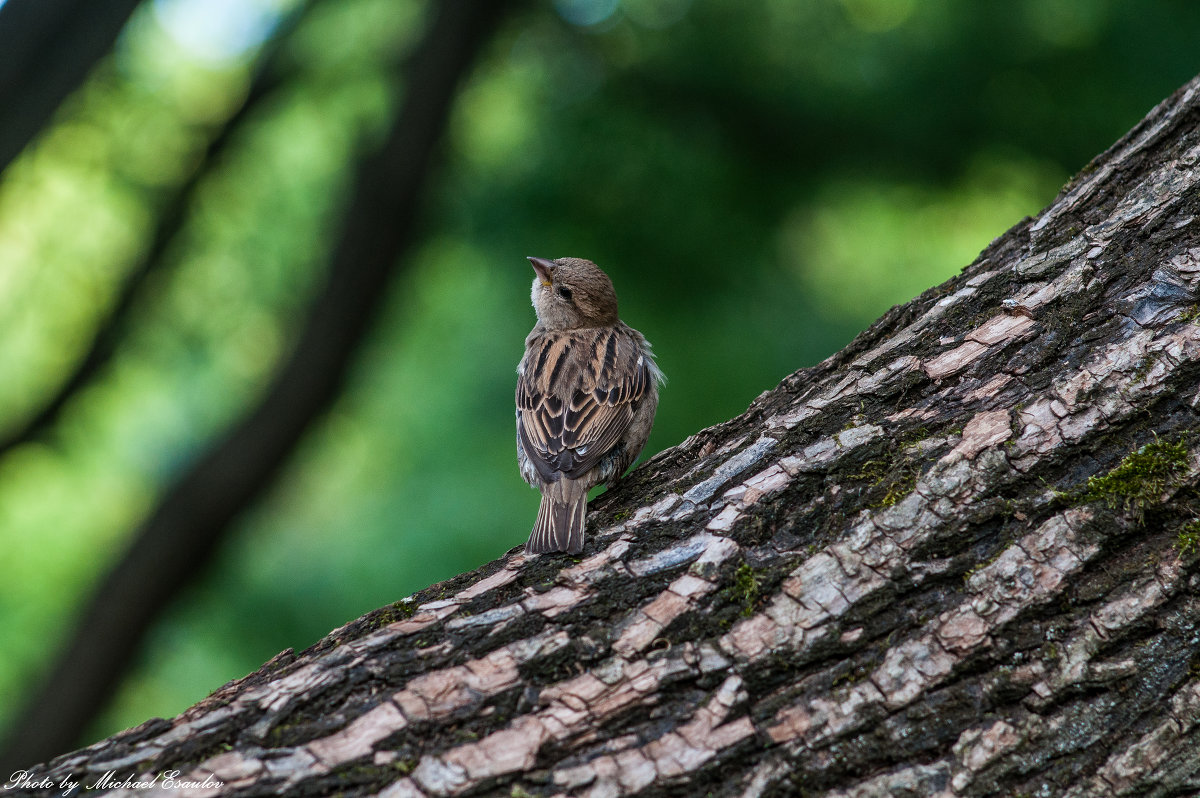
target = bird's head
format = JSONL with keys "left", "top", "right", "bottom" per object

{"left": 527, "top": 256, "right": 619, "bottom": 330}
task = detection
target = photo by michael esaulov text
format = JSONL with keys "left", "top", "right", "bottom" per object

{"left": 5, "top": 768, "right": 223, "bottom": 793}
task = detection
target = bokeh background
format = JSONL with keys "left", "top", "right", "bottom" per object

{"left": 1, "top": 0, "right": 1198, "bottom": 763}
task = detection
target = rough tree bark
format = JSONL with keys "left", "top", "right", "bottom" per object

{"left": 9, "top": 75, "right": 1200, "bottom": 798}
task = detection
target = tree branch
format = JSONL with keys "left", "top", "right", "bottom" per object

{"left": 0, "top": 0, "right": 142, "bottom": 179}
{"left": 0, "top": 0, "right": 517, "bottom": 773}
{"left": 0, "top": 2, "right": 306, "bottom": 455}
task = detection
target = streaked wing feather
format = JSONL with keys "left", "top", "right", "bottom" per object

{"left": 517, "top": 325, "right": 651, "bottom": 481}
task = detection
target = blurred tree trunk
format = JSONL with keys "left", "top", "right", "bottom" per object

{"left": 0, "top": 0, "right": 142, "bottom": 178}
{"left": 0, "top": 0, "right": 516, "bottom": 777}
{"left": 9, "top": 76, "right": 1200, "bottom": 798}
{"left": 0, "top": 1, "right": 307, "bottom": 456}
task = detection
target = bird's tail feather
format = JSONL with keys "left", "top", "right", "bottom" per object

{"left": 527, "top": 492, "right": 586, "bottom": 555}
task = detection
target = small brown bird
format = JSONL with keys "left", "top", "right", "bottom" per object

{"left": 516, "top": 256, "right": 662, "bottom": 555}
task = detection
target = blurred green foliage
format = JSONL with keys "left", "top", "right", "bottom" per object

{"left": 0, "top": 0, "right": 1197, "bottom": 747}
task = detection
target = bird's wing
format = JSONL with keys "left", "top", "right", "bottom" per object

{"left": 517, "top": 325, "right": 653, "bottom": 482}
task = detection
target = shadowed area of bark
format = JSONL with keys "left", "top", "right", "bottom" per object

{"left": 8, "top": 75, "right": 1200, "bottom": 798}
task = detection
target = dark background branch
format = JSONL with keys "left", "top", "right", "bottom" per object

{"left": 0, "top": 0, "right": 518, "bottom": 772}
{"left": 0, "top": 0, "right": 142, "bottom": 179}
{"left": 0, "top": 3, "right": 305, "bottom": 455}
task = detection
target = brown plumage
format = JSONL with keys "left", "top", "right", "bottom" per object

{"left": 516, "top": 256, "right": 662, "bottom": 555}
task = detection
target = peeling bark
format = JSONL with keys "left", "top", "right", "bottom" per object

{"left": 9, "top": 74, "right": 1200, "bottom": 798}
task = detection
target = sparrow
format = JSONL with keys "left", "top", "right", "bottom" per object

{"left": 516, "top": 256, "right": 663, "bottom": 555}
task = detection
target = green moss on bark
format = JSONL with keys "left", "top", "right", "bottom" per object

{"left": 1074, "top": 436, "right": 1190, "bottom": 520}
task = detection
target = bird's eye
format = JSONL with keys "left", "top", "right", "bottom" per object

{"left": 556, "top": 285, "right": 573, "bottom": 302}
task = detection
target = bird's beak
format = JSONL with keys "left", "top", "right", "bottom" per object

{"left": 527, "top": 256, "right": 555, "bottom": 286}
